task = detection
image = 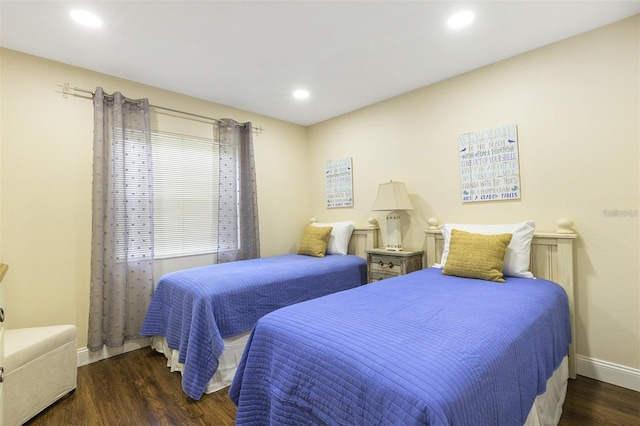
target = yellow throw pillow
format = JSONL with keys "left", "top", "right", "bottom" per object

{"left": 442, "top": 229, "right": 513, "bottom": 282}
{"left": 297, "top": 224, "right": 333, "bottom": 257}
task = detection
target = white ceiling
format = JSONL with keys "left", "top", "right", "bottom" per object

{"left": 1, "top": 1, "right": 639, "bottom": 126}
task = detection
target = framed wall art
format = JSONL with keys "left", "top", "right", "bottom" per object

{"left": 459, "top": 124, "right": 521, "bottom": 203}
{"left": 325, "top": 157, "right": 353, "bottom": 208}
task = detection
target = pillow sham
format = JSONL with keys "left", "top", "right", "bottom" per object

{"left": 442, "top": 229, "right": 513, "bottom": 282}
{"left": 311, "top": 221, "right": 356, "bottom": 255}
{"left": 435, "top": 220, "right": 535, "bottom": 278}
{"left": 297, "top": 225, "right": 333, "bottom": 257}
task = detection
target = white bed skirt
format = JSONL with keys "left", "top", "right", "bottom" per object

{"left": 151, "top": 335, "right": 568, "bottom": 424}
{"left": 151, "top": 331, "right": 251, "bottom": 394}
{"left": 525, "top": 356, "right": 569, "bottom": 426}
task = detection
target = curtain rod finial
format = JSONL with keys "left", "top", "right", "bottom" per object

{"left": 56, "top": 82, "right": 71, "bottom": 98}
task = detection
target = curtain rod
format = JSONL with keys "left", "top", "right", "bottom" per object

{"left": 56, "top": 83, "right": 264, "bottom": 135}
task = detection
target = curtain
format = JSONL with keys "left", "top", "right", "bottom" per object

{"left": 88, "top": 87, "right": 155, "bottom": 351}
{"left": 217, "top": 119, "right": 260, "bottom": 263}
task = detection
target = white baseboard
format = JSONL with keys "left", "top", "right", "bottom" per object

{"left": 77, "top": 337, "right": 151, "bottom": 367}
{"left": 576, "top": 354, "right": 640, "bottom": 392}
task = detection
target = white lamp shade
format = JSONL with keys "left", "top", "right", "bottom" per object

{"left": 372, "top": 181, "right": 413, "bottom": 211}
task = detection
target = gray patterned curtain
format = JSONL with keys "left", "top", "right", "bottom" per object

{"left": 88, "top": 87, "right": 154, "bottom": 351}
{"left": 217, "top": 119, "right": 260, "bottom": 263}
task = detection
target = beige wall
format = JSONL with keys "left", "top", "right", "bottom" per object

{"left": 308, "top": 17, "right": 639, "bottom": 370}
{"left": 0, "top": 48, "right": 309, "bottom": 348}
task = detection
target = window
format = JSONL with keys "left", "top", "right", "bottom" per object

{"left": 151, "top": 130, "right": 221, "bottom": 259}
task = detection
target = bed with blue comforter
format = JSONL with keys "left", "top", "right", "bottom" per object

{"left": 229, "top": 267, "right": 571, "bottom": 425}
{"left": 140, "top": 253, "right": 367, "bottom": 400}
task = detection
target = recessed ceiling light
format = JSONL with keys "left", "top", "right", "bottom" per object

{"left": 447, "top": 11, "right": 474, "bottom": 29}
{"left": 293, "top": 89, "right": 310, "bottom": 100}
{"left": 70, "top": 10, "right": 102, "bottom": 28}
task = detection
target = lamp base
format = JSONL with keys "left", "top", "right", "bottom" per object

{"left": 384, "top": 211, "right": 405, "bottom": 251}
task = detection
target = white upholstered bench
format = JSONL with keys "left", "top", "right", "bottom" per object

{"left": 4, "top": 325, "right": 77, "bottom": 425}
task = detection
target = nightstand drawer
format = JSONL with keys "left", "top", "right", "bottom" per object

{"left": 370, "top": 255, "right": 402, "bottom": 275}
{"left": 370, "top": 271, "right": 397, "bottom": 282}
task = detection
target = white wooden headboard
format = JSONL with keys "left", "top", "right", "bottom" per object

{"left": 349, "top": 225, "right": 378, "bottom": 259}
{"left": 424, "top": 219, "right": 577, "bottom": 379}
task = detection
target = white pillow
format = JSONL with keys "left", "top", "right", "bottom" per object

{"left": 434, "top": 221, "right": 536, "bottom": 278}
{"left": 311, "top": 221, "right": 356, "bottom": 255}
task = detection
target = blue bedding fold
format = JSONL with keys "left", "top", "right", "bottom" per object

{"left": 229, "top": 268, "right": 571, "bottom": 425}
{"left": 140, "top": 254, "right": 367, "bottom": 400}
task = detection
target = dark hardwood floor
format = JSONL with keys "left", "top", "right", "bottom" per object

{"left": 26, "top": 348, "right": 237, "bottom": 426}
{"left": 560, "top": 374, "right": 640, "bottom": 426}
{"left": 25, "top": 347, "right": 639, "bottom": 425}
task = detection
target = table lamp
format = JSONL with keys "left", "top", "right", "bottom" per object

{"left": 372, "top": 181, "right": 413, "bottom": 251}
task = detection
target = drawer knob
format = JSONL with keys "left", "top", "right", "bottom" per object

{"left": 0, "top": 366, "right": 3, "bottom": 383}
{"left": 378, "top": 260, "right": 394, "bottom": 268}
{"left": 0, "top": 307, "right": 4, "bottom": 323}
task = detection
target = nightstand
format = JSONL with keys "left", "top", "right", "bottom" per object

{"left": 365, "top": 248, "right": 424, "bottom": 283}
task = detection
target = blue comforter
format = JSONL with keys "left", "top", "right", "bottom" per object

{"left": 229, "top": 268, "right": 571, "bottom": 425}
{"left": 140, "top": 254, "right": 366, "bottom": 400}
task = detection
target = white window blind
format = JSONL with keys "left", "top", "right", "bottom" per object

{"left": 151, "top": 130, "right": 220, "bottom": 259}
